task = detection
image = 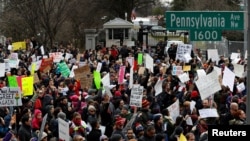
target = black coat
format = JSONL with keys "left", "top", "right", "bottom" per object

{"left": 18, "top": 124, "right": 32, "bottom": 141}
{"left": 87, "top": 128, "right": 102, "bottom": 141}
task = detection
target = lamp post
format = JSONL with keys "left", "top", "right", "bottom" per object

{"left": 138, "top": 20, "right": 148, "bottom": 48}
{"left": 138, "top": 20, "right": 143, "bottom": 46}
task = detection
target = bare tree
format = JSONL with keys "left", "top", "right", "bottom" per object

{"left": 2, "top": 0, "right": 76, "bottom": 47}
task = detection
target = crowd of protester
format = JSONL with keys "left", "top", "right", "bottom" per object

{"left": 0, "top": 37, "right": 247, "bottom": 141}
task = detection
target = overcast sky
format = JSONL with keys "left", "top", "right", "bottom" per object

{"left": 160, "top": 0, "right": 172, "bottom": 6}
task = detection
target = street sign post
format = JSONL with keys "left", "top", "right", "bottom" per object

{"left": 165, "top": 11, "right": 244, "bottom": 41}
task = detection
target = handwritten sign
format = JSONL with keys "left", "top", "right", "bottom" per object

{"left": 49, "top": 52, "right": 63, "bottom": 63}
{"left": 57, "top": 62, "right": 70, "bottom": 77}
{"left": 172, "top": 66, "right": 183, "bottom": 75}
{"left": 12, "top": 41, "right": 26, "bottom": 51}
{"left": 39, "top": 58, "right": 53, "bottom": 72}
{"left": 130, "top": 84, "right": 143, "bottom": 107}
{"left": 0, "top": 87, "right": 22, "bottom": 107}
{"left": 74, "top": 66, "right": 93, "bottom": 89}
{"left": 22, "top": 76, "right": 34, "bottom": 96}
{"left": 175, "top": 44, "right": 192, "bottom": 62}
{"left": 167, "top": 99, "right": 180, "bottom": 123}
{"left": 58, "top": 118, "right": 69, "bottom": 141}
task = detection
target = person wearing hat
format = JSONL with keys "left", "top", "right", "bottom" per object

{"left": 99, "top": 135, "right": 109, "bottom": 141}
{"left": 120, "top": 105, "right": 132, "bottom": 121}
{"left": 38, "top": 132, "right": 48, "bottom": 141}
{"left": 111, "top": 116, "right": 126, "bottom": 140}
{"left": 110, "top": 134, "right": 123, "bottom": 141}
{"left": 153, "top": 114, "right": 164, "bottom": 134}
{"left": 135, "top": 99, "right": 152, "bottom": 129}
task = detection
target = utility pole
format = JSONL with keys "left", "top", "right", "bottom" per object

{"left": 246, "top": 0, "right": 250, "bottom": 124}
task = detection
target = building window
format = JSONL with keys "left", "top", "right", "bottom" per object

{"left": 108, "top": 28, "right": 129, "bottom": 40}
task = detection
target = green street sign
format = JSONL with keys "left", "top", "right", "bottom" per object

{"left": 166, "top": 11, "right": 244, "bottom": 30}
{"left": 190, "top": 30, "right": 221, "bottom": 41}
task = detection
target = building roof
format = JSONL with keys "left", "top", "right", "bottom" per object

{"left": 103, "top": 18, "right": 133, "bottom": 28}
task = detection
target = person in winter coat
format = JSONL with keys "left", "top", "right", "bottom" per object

{"left": 32, "top": 109, "right": 43, "bottom": 131}
{"left": 87, "top": 119, "right": 102, "bottom": 141}
{"left": 69, "top": 112, "right": 87, "bottom": 138}
{"left": 18, "top": 114, "right": 32, "bottom": 141}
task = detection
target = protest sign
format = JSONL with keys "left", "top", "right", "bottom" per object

{"left": 195, "top": 71, "right": 221, "bottom": 100}
{"left": 129, "top": 84, "right": 143, "bottom": 107}
{"left": 145, "top": 53, "right": 154, "bottom": 73}
{"left": 12, "top": 41, "right": 26, "bottom": 51}
{"left": 137, "top": 53, "right": 143, "bottom": 65}
{"left": 175, "top": 44, "right": 192, "bottom": 62}
{"left": 172, "top": 66, "right": 183, "bottom": 75}
{"left": 49, "top": 52, "right": 63, "bottom": 63}
{"left": 38, "top": 114, "right": 48, "bottom": 141}
{"left": 58, "top": 118, "right": 69, "bottom": 141}
{"left": 57, "top": 62, "right": 70, "bottom": 77}
{"left": 167, "top": 99, "right": 180, "bottom": 123}
{"left": 39, "top": 58, "right": 53, "bottom": 72}
{"left": 22, "top": 76, "right": 34, "bottom": 96}
{"left": 74, "top": 66, "right": 93, "bottom": 89}
{"left": 118, "top": 66, "right": 125, "bottom": 84}
{"left": 8, "top": 76, "right": 18, "bottom": 87}
{"left": 94, "top": 71, "right": 101, "bottom": 89}
{"left": 0, "top": 87, "right": 22, "bottom": 107}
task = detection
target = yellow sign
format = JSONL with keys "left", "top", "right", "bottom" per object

{"left": 183, "top": 65, "right": 191, "bottom": 71}
{"left": 22, "top": 76, "right": 34, "bottom": 96}
{"left": 31, "top": 63, "right": 36, "bottom": 75}
{"left": 12, "top": 41, "right": 26, "bottom": 51}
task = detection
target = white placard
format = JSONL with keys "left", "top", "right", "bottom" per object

{"left": 237, "top": 82, "right": 245, "bottom": 92}
{"left": 49, "top": 52, "right": 63, "bottom": 63}
{"left": 195, "top": 71, "right": 221, "bottom": 100}
{"left": 196, "top": 69, "right": 206, "bottom": 79}
{"left": 184, "top": 53, "right": 192, "bottom": 63}
{"left": 126, "top": 57, "right": 134, "bottom": 67}
{"left": 186, "top": 116, "right": 193, "bottom": 126}
{"left": 199, "top": 108, "right": 219, "bottom": 118}
{"left": 190, "top": 100, "right": 196, "bottom": 113}
{"left": 167, "top": 99, "right": 180, "bottom": 123}
{"left": 101, "top": 73, "right": 110, "bottom": 87}
{"left": 233, "top": 63, "right": 244, "bottom": 78}
{"left": 129, "top": 84, "right": 143, "bottom": 107}
{"left": 58, "top": 118, "right": 69, "bottom": 141}
{"left": 38, "top": 114, "right": 48, "bottom": 141}
{"left": 175, "top": 44, "right": 192, "bottom": 62}
{"left": 129, "top": 67, "right": 133, "bottom": 89}
{"left": 154, "top": 79, "right": 165, "bottom": 96}
{"left": 69, "top": 65, "right": 78, "bottom": 78}
{"left": 0, "top": 63, "right": 5, "bottom": 77}
{"left": 178, "top": 72, "right": 190, "bottom": 83}
{"left": 40, "top": 46, "right": 45, "bottom": 55}
{"left": 96, "top": 62, "right": 102, "bottom": 72}
{"left": 145, "top": 54, "right": 154, "bottom": 73}
{"left": 207, "top": 49, "right": 219, "bottom": 64}
{"left": 213, "top": 66, "right": 221, "bottom": 76}
{"left": 222, "top": 67, "right": 235, "bottom": 92}
{"left": 0, "top": 87, "right": 22, "bottom": 107}
{"left": 230, "top": 52, "right": 240, "bottom": 60}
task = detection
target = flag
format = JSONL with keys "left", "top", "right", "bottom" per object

{"left": 131, "top": 7, "right": 136, "bottom": 20}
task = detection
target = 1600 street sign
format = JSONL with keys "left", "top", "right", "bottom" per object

{"left": 165, "top": 11, "right": 244, "bottom": 41}
{"left": 190, "top": 30, "right": 221, "bottom": 41}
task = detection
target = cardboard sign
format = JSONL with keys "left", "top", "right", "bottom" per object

{"left": 74, "top": 66, "right": 93, "bottom": 89}
{"left": 39, "top": 58, "right": 53, "bottom": 72}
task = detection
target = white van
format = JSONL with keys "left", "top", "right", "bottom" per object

{"left": 164, "top": 40, "right": 184, "bottom": 56}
